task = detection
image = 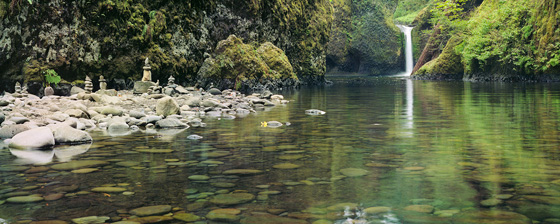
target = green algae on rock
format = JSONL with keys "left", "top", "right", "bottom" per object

{"left": 197, "top": 35, "right": 299, "bottom": 92}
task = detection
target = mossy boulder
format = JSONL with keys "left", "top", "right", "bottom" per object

{"left": 414, "top": 35, "right": 464, "bottom": 79}
{"left": 197, "top": 35, "right": 299, "bottom": 92}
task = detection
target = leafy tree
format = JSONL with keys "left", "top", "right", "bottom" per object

{"left": 430, "top": 0, "right": 468, "bottom": 32}
{"left": 43, "top": 69, "right": 60, "bottom": 87}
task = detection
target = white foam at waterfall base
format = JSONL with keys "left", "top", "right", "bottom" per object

{"left": 396, "top": 25, "right": 414, "bottom": 76}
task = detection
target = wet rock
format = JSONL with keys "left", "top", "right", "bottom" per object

{"left": 188, "top": 175, "right": 210, "bottom": 181}
{"left": 71, "top": 216, "right": 110, "bottom": 224}
{"left": 51, "top": 160, "right": 109, "bottom": 171}
{"left": 339, "top": 168, "right": 368, "bottom": 177}
{"left": 91, "top": 187, "right": 127, "bottom": 193}
{"left": 44, "top": 193, "right": 64, "bottom": 201}
{"left": 187, "top": 134, "right": 203, "bottom": 140}
{"left": 266, "top": 121, "right": 283, "bottom": 128}
{"left": 210, "top": 193, "right": 255, "bottom": 205}
{"left": 127, "top": 216, "right": 173, "bottom": 223}
{"left": 272, "top": 163, "right": 301, "bottom": 169}
{"left": 207, "top": 208, "right": 241, "bottom": 222}
{"left": 404, "top": 205, "right": 434, "bottom": 214}
{"left": 25, "top": 166, "right": 50, "bottom": 174}
{"left": 305, "top": 109, "right": 326, "bottom": 115}
{"left": 129, "top": 205, "right": 172, "bottom": 217}
{"left": 173, "top": 213, "right": 200, "bottom": 222}
{"left": 326, "top": 203, "right": 358, "bottom": 211}
{"left": 222, "top": 169, "right": 264, "bottom": 175}
{"left": 203, "top": 150, "right": 230, "bottom": 158}
{"left": 155, "top": 118, "right": 188, "bottom": 128}
{"left": 6, "top": 195, "right": 44, "bottom": 203}
{"left": 364, "top": 206, "right": 391, "bottom": 214}
{"left": 30, "top": 221, "right": 69, "bottom": 224}
{"left": 156, "top": 96, "right": 180, "bottom": 117}
{"left": 71, "top": 168, "right": 99, "bottom": 174}
{"left": 240, "top": 213, "right": 307, "bottom": 224}
{"left": 8, "top": 127, "right": 55, "bottom": 149}
{"left": 453, "top": 210, "right": 531, "bottom": 224}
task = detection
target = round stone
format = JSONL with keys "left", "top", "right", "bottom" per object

{"left": 173, "top": 213, "right": 200, "bottom": 222}
{"left": 130, "top": 205, "right": 172, "bottom": 217}
{"left": 71, "top": 168, "right": 99, "bottom": 174}
{"left": 51, "top": 160, "right": 109, "bottom": 171}
{"left": 207, "top": 208, "right": 241, "bottom": 222}
{"left": 364, "top": 206, "right": 391, "bottom": 214}
{"left": 6, "top": 195, "right": 44, "bottom": 203}
{"left": 188, "top": 175, "right": 210, "bottom": 181}
{"left": 340, "top": 168, "right": 369, "bottom": 177}
{"left": 91, "top": 187, "right": 127, "bottom": 193}
{"left": 222, "top": 169, "right": 264, "bottom": 175}
{"left": 210, "top": 193, "right": 255, "bottom": 205}
{"left": 272, "top": 163, "right": 301, "bottom": 169}
{"left": 404, "top": 205, "right": 434, "bottom": 213}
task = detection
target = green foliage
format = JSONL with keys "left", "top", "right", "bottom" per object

{"left": 393, "top": 0, "right": 430, "bottom": 24}
{"left": 430, "top": 0, "right": 468, "bottom": 33}
{"left": 43, "top": 69, "right": 61, "bottom": 86}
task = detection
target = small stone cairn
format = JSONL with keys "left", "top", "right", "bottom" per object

{"left": 84, "top": 76, "right": 93, "bottom": 94}
{"left": 133, "top": 57, "right": 158, "bottom": 94}
{"left": 99, "top": 75, "right": 107, "bottom": 90}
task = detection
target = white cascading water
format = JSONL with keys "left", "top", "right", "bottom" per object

{"left": 396, "top": 25, "right": 414, "bottom": 76}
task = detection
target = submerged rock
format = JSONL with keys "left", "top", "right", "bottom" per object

{"left": 210, "top": 193, "right": 255, "bottom": 205}
{"left": 305, "top": 109, "right": 326, "bottom": 115}
{"left": 129, "top": 205, "right": 172, "bottom": 217}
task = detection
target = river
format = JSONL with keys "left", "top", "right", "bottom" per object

{"left": 1, "top": 76, "right": 560, "bottom": 223}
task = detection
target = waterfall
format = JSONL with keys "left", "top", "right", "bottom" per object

{"left": 396, "top": 25, "right": 414, "bottom": 76}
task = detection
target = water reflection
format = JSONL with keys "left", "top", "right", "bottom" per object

{"left": 9, "top": 148, "right": 54, "bottom": 165}
{"left": 3, "top": 78, "right": 560, "bottom": 223}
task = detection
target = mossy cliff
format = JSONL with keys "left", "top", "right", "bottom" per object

{"left": 0, "top": 0, "right": 332, "bottom": 93}
{"left": 197, "top": 35, "right": 298, "bottom": 92}
{"left": 326, "top": 0, "right": 403, "bottom": 75}
{"left": 413, "top": 0, "right": 560, "bottom": 81}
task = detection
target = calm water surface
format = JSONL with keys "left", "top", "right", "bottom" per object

{"left": 2, "top": 77, "right": 560, "bottom": 223}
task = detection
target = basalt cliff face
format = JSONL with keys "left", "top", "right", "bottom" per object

{"left": 0, "top": 0, "right": 332, "bottom": 93}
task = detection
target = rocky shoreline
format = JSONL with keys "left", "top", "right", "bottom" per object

{"left": 0, "top": 86, "right": 287, "bottom": 150}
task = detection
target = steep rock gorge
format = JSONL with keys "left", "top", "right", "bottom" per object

{"left": 0, "top": 0, "right": 332, "bottom": 93}
{"left": 413, "top": 0, "right": 560, "bottom": 81}
{"left": 326, "top": 0, "right": 404, "bottom": 76}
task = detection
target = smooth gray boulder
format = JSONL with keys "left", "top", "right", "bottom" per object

{"left": 0, "top": 124, "right": 34, "bottom": 138}
{"left": 8, "top": 127, "right": 55, "bottom": 149}
{"left": 156, "top": 96, "right": 180, "bottom": 117}
{"left": 49, "top": 124, "right": 92, "bottom": 144}
{"left": 156, "top": 118, "right": 189, "bottom": 129}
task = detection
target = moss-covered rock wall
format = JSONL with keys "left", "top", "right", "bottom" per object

{"left": 413, "top": 0, "right": 560, "bottom": 81}
{"left": 326, "top": 0, "right": 403, "bottom": 76}
{"left": 0, "top": 0, "right": 332, "bottom": 93}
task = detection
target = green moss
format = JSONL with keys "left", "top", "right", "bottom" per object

{"left": 415, "top": 35, "right": 464, "bottom": 76}
{"left": 0, "top": 1, "right": 7, "bottom": 19}
{"left": 200, "top": 35, "right": 298, "bottom": 90}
